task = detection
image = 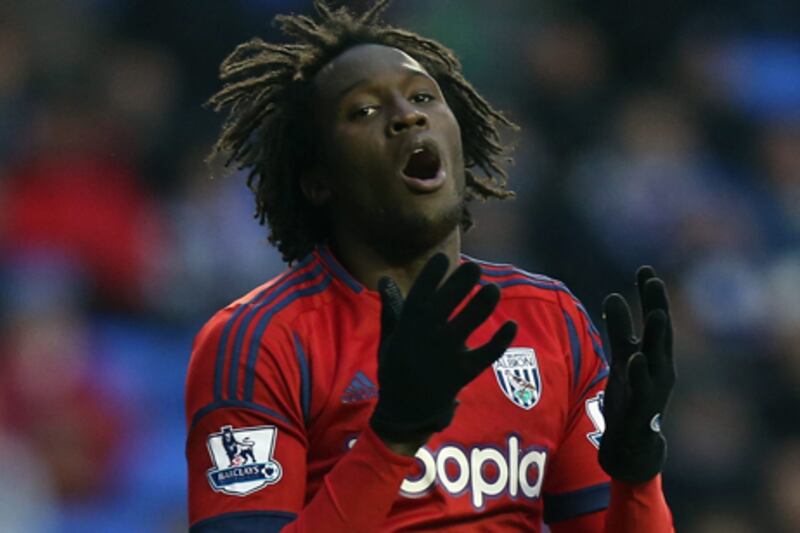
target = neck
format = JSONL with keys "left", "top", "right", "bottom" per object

{"left": 330, "top": 229, "right": 462, "bottom": 296}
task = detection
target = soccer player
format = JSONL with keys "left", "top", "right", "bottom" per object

{"left": 185, "top": 1, "right": 676, "bottom": 531}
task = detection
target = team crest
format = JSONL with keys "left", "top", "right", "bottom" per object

{"left": 493, "top": 347, "right": 542, "bottom": 410}
{"left": 206, "top": 425, "right": 282, "bottom": 496}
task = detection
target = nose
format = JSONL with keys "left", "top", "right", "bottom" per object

{"left": 387, "top": 104, "right": 428, "bottom": 137}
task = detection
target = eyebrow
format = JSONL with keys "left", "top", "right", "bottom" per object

{"left": 337, "top": 69, "right": 434, "bottom": 98}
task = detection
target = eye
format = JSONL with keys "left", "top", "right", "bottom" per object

{"left": 410, "top": 92, "right": 435, "bottom": 104}
{"left": 351, "top": 105, "right": 379, "bottom": 120}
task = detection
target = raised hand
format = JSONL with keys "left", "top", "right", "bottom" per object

{"left": 598, "top": 266, "right": 676, "bottom": 483}
{"left": 369, "top": 253, "right": 517, "bottom": 444}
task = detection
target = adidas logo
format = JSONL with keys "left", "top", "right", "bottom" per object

{"left": 341, "top": 371, "right": 378, "bottom": 404}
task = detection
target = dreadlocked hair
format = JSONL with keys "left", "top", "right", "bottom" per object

{"left": 208, "top": 0, "right": 517, "bottom": 263}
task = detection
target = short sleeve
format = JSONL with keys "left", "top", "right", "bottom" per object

{"left": 185, "top": 316, "right": 309, "bottom": 529}
{"left": 542, "top": 294, "right": 611, "bottom": 524}
{"left": 186, "top": 405, "right": 307, "bottom": 529}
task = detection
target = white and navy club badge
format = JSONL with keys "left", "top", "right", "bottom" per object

{"left": 493, "top": 347, "right": 542, "bottom": 410}
{"left": 206, "top": 425, "right": 282, "bottom": 496}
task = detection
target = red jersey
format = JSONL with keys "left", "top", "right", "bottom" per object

{"left": 185, "top": 246, "right": 612, "bottom": 532}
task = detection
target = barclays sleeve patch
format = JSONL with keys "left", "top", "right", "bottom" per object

{"left": 206, "top": 425, "right": 283, "bottom": 496}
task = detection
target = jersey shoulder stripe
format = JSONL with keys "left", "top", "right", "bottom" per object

{"left": 467, "top": 254, "right": 562, "bottom": 287}
{"left": 466, "top": 256, "right": 600, "bottom": 328}
{"left": 292, "top": 332, "right": 311, "bottom": 427}
{"left": 212, "top": 253, "right": 316, "bottom": 401}
{"left": 316, "top": 245, "right": 363, "bottom": 293}
{"left": 213, "top": 254, "right": 333, "bottom": 403}
{"left": 466, "top": 254, "right": 569, "bottom": 304}
{"left": 464, "top": 255, "right": 562, "bottom": 283}
{"left": 562, "top": 310, "right": 582, "bottom": 392}
{"left": 225, "top": 261, "right": 326, "bottom": 402}
{"left": 467, "top": 254, "right": 609, "bottom": 370}
{"left": 241, "top": 273, "right": 332, "bottom": 402}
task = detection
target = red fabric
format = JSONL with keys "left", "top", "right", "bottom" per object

{"left": 604, "top": 476, "right": 673, "bottom": 533}
{"left": 185, "top": 248, "right": 670, "bottom": 531}
{"left": 541, "top": 291, "right": 609, "bottom": 497}
{"left": 282, "top": 426, "right": 415, "bottom": 532}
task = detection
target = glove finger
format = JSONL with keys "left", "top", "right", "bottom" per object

{"left": 404, "top": 253, "right": 449, "bottom": 313}
{"left": 602, "top": 293, "right": 638, "bottom": 370}
{"left": 641, "top": 308, "right": 670, "bottom": 377}
{"left": 446, "top": 282, "right": 501, "bottom": 342}
{"left": 462, "top": 320, "right": 517, "bottom": 381}
{"left": 643, "top": 278, "right": 673, "bottom": 355}
{"left": 626, "top": 352, "right": 654, "bottom": 421}
{"left": 430, "top": 261, "right": 482, "bottom": 322}
{"left": 378, "top": 277, "right": 404, "bottom": 344}
{"left": 601, "top": 368, "right": 625, "bottom": 428}
{"left": 636, "top": 265, "right": 658, "bottom": 317}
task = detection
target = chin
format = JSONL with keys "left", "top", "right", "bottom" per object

{"left": 367, "top": 199, "right": 464, "bottom": 264}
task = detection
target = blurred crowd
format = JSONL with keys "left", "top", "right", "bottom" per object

{"left": 0, "top": 1, "right": 797, "bottom": 531}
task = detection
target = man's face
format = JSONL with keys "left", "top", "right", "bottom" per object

{"left": 311, "top": 44, "right": 465, "bottom": 258}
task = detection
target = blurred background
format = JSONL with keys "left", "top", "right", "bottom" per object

{"left": 0, "top": 0, "right": 798, "bottom": 531}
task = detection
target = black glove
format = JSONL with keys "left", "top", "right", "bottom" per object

{"left": 598, "top": 266, "right": 676, "bottom": 483}
{"left": 369, "top": 253, "right": 518, "bottom": 443}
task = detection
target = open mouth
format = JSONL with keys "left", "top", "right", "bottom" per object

{"left": 402, "top": 145, "right": 442, "bottom": 181}
{"left": 400, "top": 142, "right": 446, "bottom": 193}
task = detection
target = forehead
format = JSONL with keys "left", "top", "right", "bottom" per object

{"left": 314, "top": 44, "right": 431, "bottom": 99}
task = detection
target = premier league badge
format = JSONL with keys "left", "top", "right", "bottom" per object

{"left": 206, "top": 425, "right": 282, "bottom": 496}
{"left": 493, "top": 347, "right": 542, "bottom": 410}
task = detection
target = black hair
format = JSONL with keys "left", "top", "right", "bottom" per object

{"left": 208, "top": 0, "right": 516, "bottom": 263}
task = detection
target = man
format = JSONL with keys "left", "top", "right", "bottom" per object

{"left": 185, "top": 1, "right": 676, "bottom": 531}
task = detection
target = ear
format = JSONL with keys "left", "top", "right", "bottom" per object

{"left": 300, "top": 167, "right": 332, "bottom": 206}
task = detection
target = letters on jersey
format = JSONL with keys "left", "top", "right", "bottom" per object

{"left": 206, "top": 425, "right": 282, "bottom": 496}
{"left": 492, "top": 347, "right": 542, "bottom": 410}
{"left": 400, "top": 434, "right": 548, "bottom": 509}
{"left": 347, "top": 433, "right": 549, "bottom": 510}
